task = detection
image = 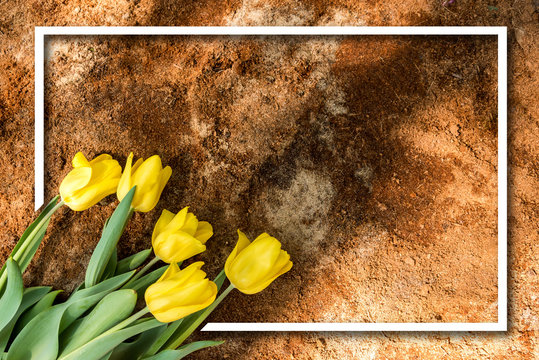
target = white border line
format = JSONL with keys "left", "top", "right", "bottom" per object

{"left": 34, "top": 26, "right": 507, "bottom": 332}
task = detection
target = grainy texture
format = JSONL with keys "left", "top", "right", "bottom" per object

{"left": 0, "top": 0, "right": 537, "bottom": 359}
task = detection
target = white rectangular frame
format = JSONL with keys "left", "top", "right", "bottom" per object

{"left": 34, "top": 26, "right": 507, "bottom": 332}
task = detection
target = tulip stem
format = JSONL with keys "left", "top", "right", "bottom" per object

{"left": 123, "top": 255, "right": 160, "bottom": 288}
{"left": 12, "top": 200, "right": 65, "bottom": 262}
{"left": 166, "top": 283, "right": 235, "bottom": 350}
{"left": 104, "top": 306, "right": 150, "bottom": 335}
{"left": 0, "top": 198, "right": 64, "bottom": 292}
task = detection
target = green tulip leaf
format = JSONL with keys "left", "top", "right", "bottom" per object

{"left": 68, "top": 271, "right": 134, "bottom": 303}
{"left": 161, "top": 310, "right": 201, "bottom": 349}
{"left": 6, "top": 304, "right": 68, "bottom": 360}
{"left": 10, "top": 196, "right": 59, "bottom": 256}
{"left": 126, "top": 265, "right": 167, "bottom": 299}
{"left": 100, "top": 249, "right": 118, "bottom": 282}
{"left": 70, "top": 282, "right": 84, "bottom": 295}
{"left": 85, "top": 186, "right": 135, "bottom": 288}
{"left": 8, "top": 272, "right": 133, "bottom": 360}
{"left": 13, "top": 290, "right": 62, "bottom": 335}
{"left": 0, "top": 286, "right": 52, "bottom": 353}
{"left": 61, "top": 293, "right": 116, "bottom": 333}
{"left": 142, "top": 341, "right": 224, "bottom": 360}
{"left": 58, "top": 318, "right": 162, "bottom": 360}
{"left": 99, "top": 351, "right": 113, "bottom": 360}
{"left": 109, "top": 323, "right": 166, "bottom": 360}
{"left": 213, "top": 270, "right": 226, "bottom": 292}
{"left": 13, "top": 218, "right": 50, "bottom": 274}
{"left": 0, "top": 259, "right": 23, "bottom": 332}
{"left": 60, "top": 289, "right": 137, "bottom": 356}
{"left": 61, "top": 271, "right": 135, "bottom": 332}
{"left": 0, "top": 219, "right": 49, "bottom": 295}
{"left": 59, "top": 317, "right": 83, "bottom": 347}
{"left": 116, "top": 249, "right": 152, "bottom": 275}
{"left": 144, "top": 320, "right": 183, "bottom": 357}
{"left": 0, "top": 196, "right": 59, "bottom": 287}
{"left": 0, "top": 196, "right": 60, "bottom": 293}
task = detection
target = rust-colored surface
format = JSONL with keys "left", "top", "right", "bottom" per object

{"left": 0, "top": 0, "right": 537, "bottom": 359}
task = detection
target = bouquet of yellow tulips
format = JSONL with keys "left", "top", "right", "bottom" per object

{"left": 0, "top": 152, "right": 292, "bottom": 360}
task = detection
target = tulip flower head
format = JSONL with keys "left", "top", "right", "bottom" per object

{"left": 145, "top": 262, "right": 217, "bottom": 323}
{"left": 152, "top": 207, "right": 213, "bottom": 264}
{"left": 225, "top": 230, "right": 292, "bottom": 295}
{"left": 117, "top": 153, "right": 172, "bottom": 212}
{"left": 59, "top": 152, "right": 122, "bottom": 211}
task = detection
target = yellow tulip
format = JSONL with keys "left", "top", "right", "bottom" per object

{"left": 117, "top": 153, "right": 172, "bottom": 212}
{"left": 145, "top": 262, "right": 217, "bottom": 323}
{"left": 59, "top": 152, "right": 122, "bottom": 211}
{"left": 152, "top": 207, "right": 213, "bottom": 264}
{"left": 225, "top": 230, "right": 292, "bottom": 295}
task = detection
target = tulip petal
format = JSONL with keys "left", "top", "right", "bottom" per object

{"left": 168, "top": 262, "right": 205, "bottom": 285}
{"left": 152, "top": 209, "right": 176, "bottom": 242}
{"left": 253, "top": 233, "right": 272, "bottom": 242}
{"left": 158, "top": 166, "right": 172, "bottom": 197}
{"left": 225, "top": 232, "right": 293, "bottom": 294}
{"left": 131, "top": 155, "right": 163, "bottom": 189}
{"left": 150, "top": 303, "right": 207, "bottom": 323}
{"left": 131, "top": 157, "right": 144, "bottom": 173}
{"left": 227, "top": 237, "right": 282, "bottom": 290}
{"left": 135, "top": 165, "right": 171, "bottom": 213}
{"left": 132, "top": 165, "right": 169, "bottom": 212}
{"left": 194, "top": 221, "right": 213, "bottom": 244}
{"left": 237, "top": 257, "right": 293, "bottom": 295}
{"left": 129, "top": 156, "right": 165, "bottom": 212}
{"left": 63, "top": 178, "right": 120, "bottom": 211}
{"left": 134, "top": 182, "right": 162, "bottom": 213}
{"left": 157, "top": 262, "right": 181, "bottom": 282}
{"left": 89, "top": 153, "right": 113, "bottom": 164}
{"left": 145, "top": 263, "right": 217, "bottom": 323}
{"left": 117, "top": 153, "right": 134, "bottom": 201}
{"left": 272, "top": 249, "right": 292, "bottom": 273}
{"left": 61, "top": 153, "right": 123, "bottom": 211}
{"left": 118, "top": 154, "right": 171, "bottom": 212}
{"left": 148, "top": 281, "right": 216, "bottom": 323}
{"left": 235, "top": 249, "right": 292, "bottom": 295}
{"left": 163, "top": 207, "right": 189, "bottom": 232}
{"left": 72, "top": 152, "right": 90, "bottom": 168}
{"left": 154, "top": 231, "right": 206, "bottom": 264}
{"left": 147, "top": 279, "right": 216, "bottom": 313}
{"left": 224, "top": 230, "right": 251, "bottom": 280}
{"left": 148, "top": 263, "right": 207, "bottom": 298}
{"left": 88, "top": 159, "right": 121, "bottom": 184}
{"left": 59, "top": 166, "right": 92, "bottom": 199}
{"left": 182, "top": 213, "right": 198, "bottom": 236}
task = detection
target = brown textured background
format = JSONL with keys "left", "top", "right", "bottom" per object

{"left": 0, "top": 0, "right": 537, "bottom": 358}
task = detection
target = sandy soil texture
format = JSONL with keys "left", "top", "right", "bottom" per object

{"left": 0, "top": 0, "right": 537, "bottom": 359}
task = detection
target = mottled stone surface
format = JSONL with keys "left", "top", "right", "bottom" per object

{"left": 0, "top": 0, "right": 538, "bottom": 358}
